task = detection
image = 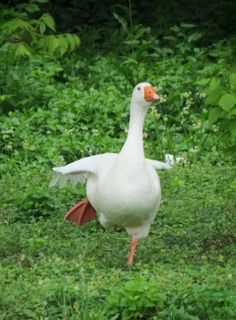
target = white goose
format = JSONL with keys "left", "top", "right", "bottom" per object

{"left": 51, "top": 83, "right": 171, "bottom": 265}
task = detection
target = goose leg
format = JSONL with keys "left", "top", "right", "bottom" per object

{"left": 127, "top": 237, "right": 138, "bottom": 266}
{"left": 65, "top": 198, "right": 96, "bottom": 226}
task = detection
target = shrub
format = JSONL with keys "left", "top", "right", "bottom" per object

{"left": 105, "top": 269, "right": 236, "bottom": 320}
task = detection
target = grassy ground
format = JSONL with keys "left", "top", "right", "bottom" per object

{"left": 1, "top": 163, "right": 236, "bottom": 319}
{"left": 1, "top": 2, "right": 236, "bottom": 319}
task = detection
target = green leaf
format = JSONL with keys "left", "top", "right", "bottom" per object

{"left": 0, "top": 95, "right": 13, "bottom": 102}
{"left": 163, "top": 35, "right": 176, "bottom": 42}
{"left": 170, "top": 26, "right": 180, "bottom": 32}
{"left": 230, "top": 73, "right": 236, "bottom": 87}
{"left": 113, "top": 13, "right": 129, "bottom": 34}
{"left": 65, "top": 33, "right": 80, "bottom": 50}
{"left": 3, "top": 18, "right": 33, "bottom": 33}
{"left": 40, "top": 13, "right": 55, "bottom": 32}
{"left": 124, "top": 39, "right": 139, "bottom": 46}
{"left": 230, "top": 179, "right": 236, "bottom": 191}
{"left": 208, "top": 107, "right": 222, "bottom": 125}
{"left": 205, "top": 79, "right": 223, "bottom": 105}
{"left": 180, "top": 23, "right": 195, "bottom": 28}
{"left": 24, "top": 3, "right": 40, "bottom": 13}
{"left": 196, "top": 79, "right": 210, "bottom": 86}
{"left": 209, "top": 78, "right": 220, "bottom": 91}
{"left": 65, "top": 33, "right": 74, "bottom": 50}
{"left": 206, "top": 89, "right": 223, "bottom": 105}
{"left": 228, "top": 120, "right": 236, "bottom": 138}
{"left": 188, "top": 32, "right": 202, "bottom": 42}
{"left": 47, "top": 36, "right": 60, "bottom": 54}
{"left": 39, "top": 21, "right": 46, "bottom": 34}
{"left": 38, "top": 35, "right": 58, "bottom": 53}
{"left": 14, "top": 43, "right": 32, "bottom": 59}
{"left": 72, "top": 34, "right": 80, "bottom": 47}
{"left": 58, "top": 36, "right": 68, "bottom": 56}
{"left": 38, "top": 33, "right": 79, "bottom": 56}
{"left": 23, "top": 309, "right": 37, "bottom": 318}
{"left": 218, "top": 93, "right": 236, "bottom": 112}
{"left": 229, "top": 107, "right": 236, "bottom": 116}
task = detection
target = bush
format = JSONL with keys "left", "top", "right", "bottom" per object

{"left": 0, "top": 0, "right": 79, "bottom": 113}
{"left": 105, "top": 269, "right": 236, "bottom": 320}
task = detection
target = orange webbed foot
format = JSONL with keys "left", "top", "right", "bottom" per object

{"left": 65, "top": 198, "right": 96, "bottom": 226}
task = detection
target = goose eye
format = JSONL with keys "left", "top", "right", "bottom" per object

{"left": 137, "top": 87, "right": 141, "bottom": 91}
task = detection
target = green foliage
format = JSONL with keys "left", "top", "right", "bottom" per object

{"left": 106, "top": 278, "right": 165, "bottom": 319}
{"left": 0, "top": 1, "right": 80, "bottom": 59}
{"left": 0, "top": 0, "right": 80, "bottom": 112}
{"left": 198, "top": 66, "right": 236, "bottom": 155}
{"left": 0, "top": 2, "right": 236, "bottom": 319}
{"left": 1, "top": 165, "right": 236, "bottom": 319}
{"left": 105, "top": 271, "right": 236, "bottom": 320}
{"left": 0, "top": 58, "right": 63, "bottom": 112}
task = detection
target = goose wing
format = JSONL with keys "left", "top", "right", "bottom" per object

{"left": 50, "top": 153, "right": 172, "bottom": 188}
{"left": 50, "top": 153, "right": 116, "bottom": 188}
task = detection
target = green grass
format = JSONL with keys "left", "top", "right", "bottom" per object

{"left": 1, "top": 2, "right": 236, "bottom": 318}
{"left": 1, "top": 164, "right": 235, "bottom": 319}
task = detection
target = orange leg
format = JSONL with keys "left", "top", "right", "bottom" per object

{"left": 127, "top": 237, "right": 138, "bottom": 266}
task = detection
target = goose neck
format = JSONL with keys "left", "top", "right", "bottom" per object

{"left": 120, "top": 101, "right": 147, "bottom": 160}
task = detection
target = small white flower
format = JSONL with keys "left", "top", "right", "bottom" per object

{"left": 163, "top": 115, "right": 168, "bottom": 122}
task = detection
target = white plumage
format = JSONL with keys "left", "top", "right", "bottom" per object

{"left": 51, "top": 83, "right": 172, "bottom": 264}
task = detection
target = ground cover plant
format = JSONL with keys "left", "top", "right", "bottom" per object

{"left": 0, "top": 0, "right": 236, "bottom": 319}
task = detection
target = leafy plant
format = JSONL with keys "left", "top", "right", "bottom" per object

{"left": 0, "top": 3, "right": 236, "bottom": 319}
{"left": 106, "top": 277, "right": 166, "bottom": 320}
{"left": 105, "top": 270, "right": 236, "bottom": 320}
{"left": 198, "top": 66, "right": 236, "bottom": 156}
{"left": 0, "top": 0, "right": 80, "bottom": 59}
{"left": 0, "top": 0, "right": 80, "bottom": 112}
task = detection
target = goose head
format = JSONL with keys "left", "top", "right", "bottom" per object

{"left": 131, "top": 82, "right": 160, "bottom": 108}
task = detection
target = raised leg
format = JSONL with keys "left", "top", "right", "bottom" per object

{"left": 65, "top": 198, "right": 96, "bottom": 226}
{"left": 127, "top": 237, "right": 138, "bottom": 266}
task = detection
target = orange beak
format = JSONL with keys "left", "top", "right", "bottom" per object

{"left": 144, "top": 85, "right": 160, "bottom": 102}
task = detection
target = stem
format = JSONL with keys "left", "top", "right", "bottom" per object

{"left": 128, "top": 0, "right": 133, "bottom": 33}
{"left": 128, "top": 0, "right": 134, "bottom": 54}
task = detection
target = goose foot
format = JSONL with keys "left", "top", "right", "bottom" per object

{"left": 65, "top": 198, "right": 96, "bottom": 226}
{"left": 127, "top": 237, "right": 138, "bottom": 266}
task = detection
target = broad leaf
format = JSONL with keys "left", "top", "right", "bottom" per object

{"left": 206, "top": 88, "right": 223, "bottom": 105}
{"left": 196, "top": 79, "right": 210, "bottom": 86}
{"left": 208, "top": 107, "right": 222, "bottom": 125}
{"left": 204, "top": 78, "right": 224, "bottom": 105}
{"left": 14, "top": 43, "right": 32, "bottom": 58}
{"left": 229, "top": 107, "right": 236, "bottom": 116}
{"left": 230, "top": 73, "right": 236, "bottom": 87}
{"left": 209, "top": 78, "right": 220, "bottom": 91}
{"left": 228, "top": 120, "right": 236, "bottom": 138}
{"left": 40, "top": 13, "right": 55, "bottom": 32}
{"left": 65, "top": 33, "right": 80, "bottom": 50}
{"left": 47, "top": 36, "right": 60, "bottom": 54}
{"left": 39, "top": 21, "right": 46, "bottom": 34}
{"left": 65, "top": 33, "right": 75, "bottom": 50}
{"left": 218, "top": 93, "right": 236, "bottom": 112}
{"left": 24, "top": 3, "right": 40, "bottom": 13}
{"left": 3, "top": 18, "right": 33, "bottom": 33}
{"left": 58, "top": 35, "right": 68, "bottom": 56}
